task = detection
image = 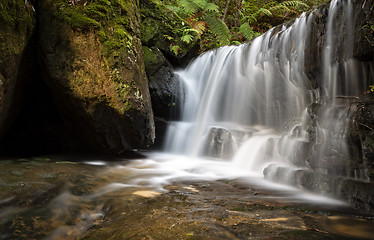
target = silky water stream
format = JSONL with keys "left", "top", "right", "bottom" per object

{"left": 1, "top": 0, "right": 374, "bottom": 239}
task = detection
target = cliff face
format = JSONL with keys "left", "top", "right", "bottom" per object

{"left": 38, "top": 0, "right": 155, "bottom": 153}
{"left": 0, "top": 1, "right": 35, "bottom": 139}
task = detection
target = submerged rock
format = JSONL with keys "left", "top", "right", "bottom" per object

{"left": 38, "top": 0, "right": 155, "bottom": 153}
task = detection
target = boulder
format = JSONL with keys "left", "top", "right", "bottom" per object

{"left": 38, "top": 0, "right": 155, "bottom": 154}
{"left": 143, "top": 46, "right": 182, "bottom": 121}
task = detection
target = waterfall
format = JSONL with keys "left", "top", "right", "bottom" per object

{"left": 163, "top": 0, "right": 373, "bottom": 192}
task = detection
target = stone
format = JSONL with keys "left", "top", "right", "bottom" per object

{"left": 38, "top": 0, "right": 155, "bottom": 154}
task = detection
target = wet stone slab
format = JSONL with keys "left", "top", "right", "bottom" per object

{"left": 79, "top": 180, "right": 374, "bottom": 240}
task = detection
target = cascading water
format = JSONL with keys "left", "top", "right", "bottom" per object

{"left": 164, "top": 12, "right": 318, "bottom": 159}
{"left": 163, "top": 0, "right": 374, "bottom": 197}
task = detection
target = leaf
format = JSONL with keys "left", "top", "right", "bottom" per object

{"left": 183, "top": 28, "right": 199, "bottom": 34}
{"left": 192, "top": 21, "right": 207, "bottom": 35}
{"left": 181, "top": 34, "right": 194, "bottom": 43}
{"left": 178, "top": 0, "right": 201, "bottom": 16}
{"left": 239, "top": 22, "right": 259, "bottom": 41}
{"left": 165, "top": 5, "right": 180, "bottom": 13}
{"left": 170, "top": 45, "right": 180, "bottom": 55}
{"left": 205, "top": 15, "right": 231, "bottom": 46}
{"left": 270, "top": 1, "right": 309, "bottom": 15}
{"left": 203, "top": 2, "right": 219, "bottom": 13}
{"left": 256, "top": 8, "right": 272, "bottom": 17}
{"left": 164, "top": 34, "right": 174, "bottom": 41}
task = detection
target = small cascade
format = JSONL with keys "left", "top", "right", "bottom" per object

{"left": 163, "top": 0, "right": 374, "bottom": 207}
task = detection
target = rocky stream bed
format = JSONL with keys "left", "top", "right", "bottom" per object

{"left": 0, "top": 155, "right": 373, "bottom": 240}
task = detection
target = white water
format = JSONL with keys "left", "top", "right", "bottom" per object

{"left": 161, "top": 0, "right": 373, "bottom": 187}
{"left": 164, "top": 12, "right": 318, "bottom": 161}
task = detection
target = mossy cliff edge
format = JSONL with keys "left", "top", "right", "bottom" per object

{"left": 38, "top": 0, "right": 155, "bottom": 153}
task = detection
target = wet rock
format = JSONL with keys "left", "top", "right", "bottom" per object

{"left": 143, "top": 45, "right": 182, "bottom": 121}
{"left": 299, "top": 97, "right": 364, "bottom": 177}
{"left": 302, "top": 0, "right": 374, "bottom": 88}
{"left": 203, "top": 128, "right": 235, "bottom": 159}
{"left": 349, "top": 95, "right": 374, "bottom": 181}
{"left": 264, "top": 164, "right": 374, "bottom": 214}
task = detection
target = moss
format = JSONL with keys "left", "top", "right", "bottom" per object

{"left": 142, "top": 46, "right": 165, "bottom": 76}
{"left": 140, "top": 0, "right": 200, "bottom": 58}
{"left": 0, "top": 0, "right": 33, "bottom": 27}
{"left": 0, "top": 0, "right": 35, "bottom": 57}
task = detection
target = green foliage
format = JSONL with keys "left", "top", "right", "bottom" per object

{"left": 269, "top": 1, "right": 309, "bottom": 16}
{"left": 171, "top": 45, "right": 181, "bottom": 55}
{"left": 166, "top": 0, "right": 230, "bottom": 47}
{"left": 163, "top": 0, "right": 328, "bottom": 50}
{"left": 205, "top": 14, "right": 231, "bottom": 45}
{"left": 181, "top": 34, "right": 194, "bottom": 43}
{"left": 239, "top": 22, "right": 259, "bottom": 41}
{"left": 0, "top": 0, "right": 34, "bottom": 28}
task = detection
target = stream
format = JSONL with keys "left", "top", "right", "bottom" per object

{"left": 0, "top": 154, "right": 373, "bottom": 239}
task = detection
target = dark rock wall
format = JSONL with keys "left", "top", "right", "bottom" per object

{"left": 0, "top": 0, "right": 35, "bottom": 140}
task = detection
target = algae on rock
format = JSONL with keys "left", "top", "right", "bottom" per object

{"left": 38, "top": 0, "right": 155, "bottom": 153}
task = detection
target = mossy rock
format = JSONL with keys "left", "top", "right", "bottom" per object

{"left": 38, "top": 0, "right": 155, "bottom": 153}
{"left": 0, "top": 0, "right": 35, "bottom": 139}
{"left": 142, "top": 46, "right": 166, "bottom": 76}
{"left": 139, "top": 0, "right": 200, "bottom": 66}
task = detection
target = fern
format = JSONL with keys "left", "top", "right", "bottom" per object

{"left": 281, "top": 1, "right": 309, "bottom": 9}
{"left": 270, "top": 1, "right": 309, "bottom": 15}
{"left": 254, "top": 8, "right": 273, "bottom": 18}
{"left": 165, "top": 5, "right": 180, "bottom": 14}
{"left": 205, "top": 14, "right": 231, "bottom": 46}
{"left": 203, "top": 2, "right": 219, "bottom": 13}
{"left": 191, "top": 0, "right": 208, "bottom": 9}
{"left": 239, "top": 22, "right": 255, "bottom": 41}
{"left": 177, "top": 0, "right": 200, "bottom": 16}
{"left": 181, "top": 34, "right": 194, "bottom": 43}
{"left": 170, "top": 45, "right": 180, "bottom": 55}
